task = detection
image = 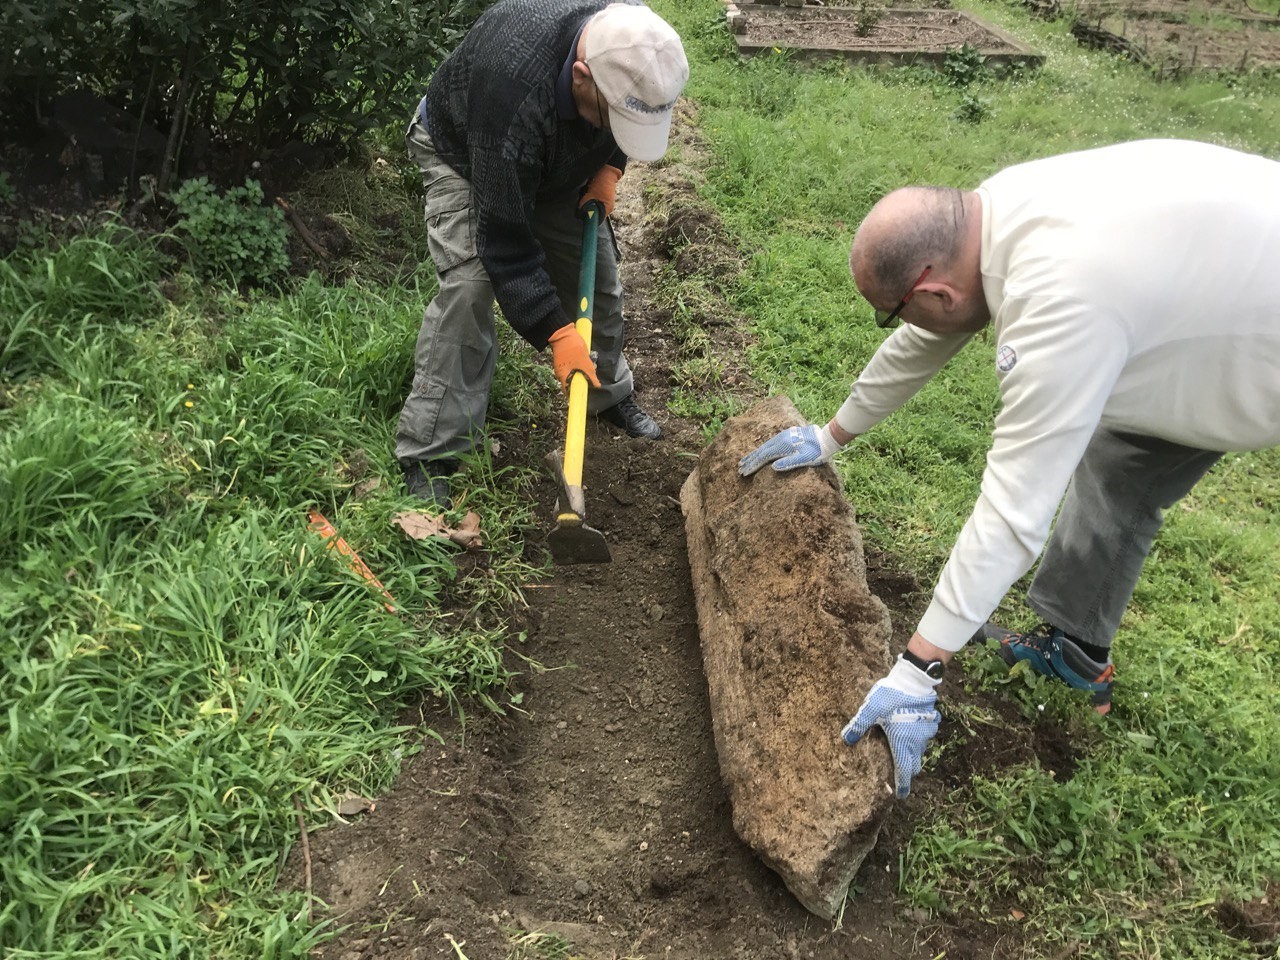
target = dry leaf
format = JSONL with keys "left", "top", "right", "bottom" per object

{"left": 351, "top": 476, "right": 381, "bottom": 500}
{"left": 451, "top": 511, "right": 483, "bottom": 549}
{"left": 337, "top": 794, "right": 376, "bottom": 816}
{"left": 393, "top": 510, "right": 484, "bottom": 551}
{"left": 449, "top": 511, "right": 484, "bottom": 550}
{"left": 393, "top": 510, "right": 449, "bottom": 540}
{"left": 1010, "top": 908, "right": 1026, "bottom": 921}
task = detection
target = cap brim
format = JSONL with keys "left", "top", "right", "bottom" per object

{"left": 609, "top": 111, "right": 672, "bottom": 163}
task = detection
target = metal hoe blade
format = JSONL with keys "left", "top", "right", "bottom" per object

{"left": 546, "top": 450, "right": 611, "bottom": 565}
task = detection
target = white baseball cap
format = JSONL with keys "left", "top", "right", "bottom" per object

{"left": 585, "top": 4, "right": 689, "bottom": 162}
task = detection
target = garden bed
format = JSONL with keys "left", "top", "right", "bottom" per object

{"left": 1073, "top": 8, "right": 1280, "bottom": 72}
{"left": 727, "top": 3, "right": 1044, "bottom": 70}
{"left": 1034, "top": 0, "right": 1280, "bottom": 73}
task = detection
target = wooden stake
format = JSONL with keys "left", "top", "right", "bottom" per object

{"left": 293, "top": 794, "right": 314, "bottom": 925}
{"left": 276, "top": 197, "right": 331, "bottom": 261}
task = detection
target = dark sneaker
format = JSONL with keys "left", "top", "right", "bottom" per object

{"left": 402, "top": 458, "right": 459, "bottom": 510}
{"left": 598, "top": 395, "right": 662, "bottom": 440}
{"left": 975, "top": 623, "right": 1115, "bottom": 715}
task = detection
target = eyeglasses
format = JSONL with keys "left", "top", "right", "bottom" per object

{"left": 594, "top": 84, "right": 610, "bottom": 130}
{"left": 874, "top": 265, "right": 932, "bottom": 329}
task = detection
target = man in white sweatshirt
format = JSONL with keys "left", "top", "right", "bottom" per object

{"left": 739, "top": 139, "right": 1280, "bottom": 798}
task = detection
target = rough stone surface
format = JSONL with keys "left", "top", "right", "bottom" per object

{"left": 680, "top": 395, "right": 896, "bottom": 918}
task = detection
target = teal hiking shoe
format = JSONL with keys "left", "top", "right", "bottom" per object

{"left": 974, "top": 623, "right": 1115, "bottom": 715}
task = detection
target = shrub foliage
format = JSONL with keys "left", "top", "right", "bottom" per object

{"left": 1, "top": 0, "right": 493, "bottom": 180}
{"left": 170, "top": 178, "right": 290, "bottom": 286}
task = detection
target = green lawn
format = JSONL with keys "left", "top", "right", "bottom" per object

{"left": 0, "top": 230, "right": 549, "bottom": 957}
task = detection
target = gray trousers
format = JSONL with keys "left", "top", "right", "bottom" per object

{"left": 395, "top": 117, "right": 634, "bottom": 465}
{"left": 1027, "top": 427, "right": 1222, "bottom": 650}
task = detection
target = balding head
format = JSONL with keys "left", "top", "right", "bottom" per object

{"left": 850, "top": 186, "right": 988, "bottom": 333}
{"left": 851, "top": 187, "right": 967, "bottom": 298}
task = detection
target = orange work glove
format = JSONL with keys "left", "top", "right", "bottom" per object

{"left": 548, "top": 324, "right": 602, "bottom": 392}
{"left": 578, "top": 164, "right": 622, "bottom": 217}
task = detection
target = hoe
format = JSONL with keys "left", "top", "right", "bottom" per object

{"left": 546, "top": 199, "right": 611, "bottom": 565}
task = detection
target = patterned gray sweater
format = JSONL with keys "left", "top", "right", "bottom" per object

{"left": 420, "top": 0, "right": 639, "bottom": 348}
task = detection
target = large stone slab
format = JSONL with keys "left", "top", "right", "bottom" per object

{"left": 680, "top": 396, "right": 895, "bottom": 918}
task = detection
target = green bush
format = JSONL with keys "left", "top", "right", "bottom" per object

{"left": 170, "top": 178, "right": 289, "bottom": 287}
{"left": 1, "top": 0, "right": 496, "bottom": 180}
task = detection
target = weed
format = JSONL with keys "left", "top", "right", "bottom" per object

{"left": 943, "top": 44, "right": 992, "bottom": 87}
{"left": 0, "top": 222, "right": 166, "bottom": 383}
{"left": 649, "top": 259, "right": 744, "bottom": 440}
{"left": 506, "top": 929, "right": 577, "bottom": 960}
{"left": 854, "top": 0, "right": 887, "bottom": 35}
{"left": 170, "top": 177, "right": 289, "bottom": 287}
{"left": 953, "top": 92, "right": 995, "bottom": 123}
{"left": 0, "top": 219, "right": 550, "bottom": 957}
{"left": 729, "top": 49, "right": 799, "bottom": 118}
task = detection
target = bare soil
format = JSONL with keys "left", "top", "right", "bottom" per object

{"left": 1216, "top": 881, "right": 1280, "bottom": 948}
{"left": 739, "top": 7, "right": 1024, "bottom": 52}
{"left": 290, "top": 106, "right": 1082, "bottom": 960}
{"left": 1090, "top": 14, "right": 1280, "bottom": 69}
{"left": 1055, "top": 0, "right": 1280, "bottom": 71}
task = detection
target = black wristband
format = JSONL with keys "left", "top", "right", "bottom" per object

{"left": 902, "top": 648, "right": 945, "bottom": 681}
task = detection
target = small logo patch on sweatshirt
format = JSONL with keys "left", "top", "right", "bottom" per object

{"left": 996, "top": 344, "right": 1018, "bottom": 373}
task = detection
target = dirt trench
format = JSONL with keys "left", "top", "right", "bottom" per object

{"left": 294, "top": 106, "right": 1063, "bottom": 960}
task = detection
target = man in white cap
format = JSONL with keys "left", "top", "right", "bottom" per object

{"left": 396, "top": 0, "right": 689, "bottom": 507}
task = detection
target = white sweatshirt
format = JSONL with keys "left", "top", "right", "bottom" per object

{"left": 834, "top": 139, "right": 1280, "bottom": 652}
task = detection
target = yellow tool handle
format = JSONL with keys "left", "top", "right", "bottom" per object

{"left": 561, "top": 309, "right": 592, "bottom": 492}
{"left": 559, "top": 202, "right": 601, "bottom": 497}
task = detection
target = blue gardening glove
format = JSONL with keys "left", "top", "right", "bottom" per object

{"left": 738, "top": 424, "right": 841, "bottom": 476}
{"left": 841, "top": 657, "right": 941, "bottom": 799}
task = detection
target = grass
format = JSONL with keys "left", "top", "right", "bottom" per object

{"left": 0, "top": 223, "right": 552, "bottom": 957}
{"left": 654, "top": 252, "right": 746, "bottom": 439}
{"left": 288, "top": 155, "right": 427, "bottom": 284}
{"left": 653, "top": 0, "right": 1280, "bottom": 955}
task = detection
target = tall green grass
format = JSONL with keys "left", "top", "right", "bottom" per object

{"left": 0, "top": 229, "right": 545, "bottom": 957}
{"left": 0, "top": 223, "right": 163, "bottom": 384}
{"left": 654, "top": 0, "right": 1280, "bottom": 954}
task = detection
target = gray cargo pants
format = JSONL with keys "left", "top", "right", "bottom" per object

{"left": 395, "top": 116, "right": 634, "bottom": 466}
{"left": 1026, "top": 427, "right": 1222, "bottom": 650}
